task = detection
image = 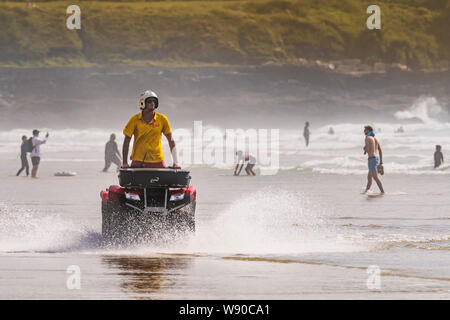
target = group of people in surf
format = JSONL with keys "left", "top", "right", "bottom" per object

{"left": 15, "top": 91, "right": 445, "bottom": 184}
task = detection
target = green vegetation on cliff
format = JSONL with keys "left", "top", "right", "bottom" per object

{"left": 0, "top": 0, "right": 449, "bottom": 69}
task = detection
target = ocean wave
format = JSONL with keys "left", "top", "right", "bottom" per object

{"left": 1, "top": 112, "right": 449, "bottom": 176}
{"left": 394, "top": 96, "right": 447, "bottom": 125}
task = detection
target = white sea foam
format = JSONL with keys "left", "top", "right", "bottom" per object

{"left": 394, "top": 96, "right": 447, "bottom": 124}
{"left": 1, "top": 123, "right": 448, "bottom": 175}
{"left": 1, "top": 96, "right": 449, "bottom": 175}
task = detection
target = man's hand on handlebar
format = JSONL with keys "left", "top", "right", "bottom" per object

{"left": 172, "top": 163, "right": 181, "bottom": 169}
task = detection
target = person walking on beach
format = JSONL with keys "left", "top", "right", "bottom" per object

{"left": 31, "top": 129, "right": 49, "bottom": 178}
{"left": 102, "top": 133, "right": 122, "bottom": 172}
{"left": 16, "top": 135, "right": 29, "bottom": 176}
{"left": 434, "top": 145, "right": 444, "bottom": 168}
{"left": 122, "top": 90, "right": 180, "bottom": 169}
{"left": 234, "top": 151, "right": 256, "bottom": 176}
{"left": 363, "top": 125, "right": 384, "bottom": 194}
{"left": 303, "top": 121, "right": 310, "bottom": 147}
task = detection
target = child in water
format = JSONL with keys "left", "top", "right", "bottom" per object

{"left": 434, "top": 145, "right": 444, "bottom": 168}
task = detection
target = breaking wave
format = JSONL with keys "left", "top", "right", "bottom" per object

{"left": 394, "top": 96, "right": 447, "bottom": 124}
{"left": 0, "top": 97, "right": 449, "bottom": 177}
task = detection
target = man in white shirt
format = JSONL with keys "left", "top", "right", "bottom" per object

{"left": 31, "top": 129, "right": 49, "bottom": 178}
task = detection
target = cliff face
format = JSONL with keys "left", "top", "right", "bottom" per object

{"left": 0, "top": 0, "right": 449, "bottom": 70}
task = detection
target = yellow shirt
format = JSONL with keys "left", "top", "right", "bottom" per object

{"left": 123, "top": 112, "right": 172, "bottom": 162}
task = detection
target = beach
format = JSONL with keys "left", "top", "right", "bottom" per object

{"left": 1, "top": 0, "right": 449, "bottom": 302}
{"left": 0, "top": 125, "right": 449, "bottom": 299}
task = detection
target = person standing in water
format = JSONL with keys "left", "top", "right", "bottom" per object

{"left": 303, "top": 121, "right": 310, "bottom": 147}
{"left": 31, "top": 129, "right": 49, "bottom": 178}
{"left": 363, "top": 125, "right": 384, "bottom": 194}
{"left": 102, "top": 133, "right": 122, "bottom": 172}
{"left": 16, "top": 135, "right": 29, "bottom": 176}
{"left": 434, "top": 145, "right": 444, "bottom": 168}
{"left": 395, "top": 126, "right": 404, "bottom": 133}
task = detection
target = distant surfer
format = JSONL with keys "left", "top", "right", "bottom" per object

{"left": 434, "top": 145, "right": 444, "bottom": 169}
{"left": 122, "top": 90, "right": 180, "bottom": 169}
{"left": 102, "top": 133, "right": 122, "bottom": 172}
{"left": 16, "top": 135, "right": 29, "bottom": 176}
{"left": 303, "top": 121, "right": 310, "bottom": 147}
{"left": 328, "top": 127, "right": 335, "bottom": 135}
{"left": 363, "top": 125, "right": 384, "bottom": 194}
{"left": 234, "top": 151, "right": 256, "bottom": 176}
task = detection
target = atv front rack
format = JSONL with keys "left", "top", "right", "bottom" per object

{"left": 119, "top": 168, "right": 191, "bottom": 188}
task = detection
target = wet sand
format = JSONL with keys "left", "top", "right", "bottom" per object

{"left": 0, "top": 150, "right": 449, "bottom": 299}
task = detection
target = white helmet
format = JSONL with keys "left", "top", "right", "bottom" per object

{"left": 139, "top": 90, "right": 159, "bottom": 110}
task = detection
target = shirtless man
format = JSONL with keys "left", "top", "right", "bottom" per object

{"left": 363, "top": 125, "right": 384, "bottom": 194}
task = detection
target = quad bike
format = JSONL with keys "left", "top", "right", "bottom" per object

{"left": 100, "top": 168, "right": 196, "bottom": 243}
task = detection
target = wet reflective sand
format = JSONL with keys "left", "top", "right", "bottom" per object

{"left": 0, "top": 150, "right": 449, "bottom": 299}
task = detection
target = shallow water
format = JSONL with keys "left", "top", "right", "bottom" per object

{"left": 0, "top": 139, "right": 449, "bottom": 299}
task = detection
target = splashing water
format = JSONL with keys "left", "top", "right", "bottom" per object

{"left": 0, "top": 189, "right": 370, "bottom": 256}
{"left": 184, "top": 189, "right": 369, "bottom": 255}
{"left": 1, "top": 190, "right": 446, "bottom": 256}
{"left": 394, "top": 96, "right": 446, "bottom": 124}
{"left": 0, "top": 201, "right": 101, "bottom": 253}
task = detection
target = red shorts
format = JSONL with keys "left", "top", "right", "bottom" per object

{"left": 130, "top": 160, "right": 166, "bottom": 168}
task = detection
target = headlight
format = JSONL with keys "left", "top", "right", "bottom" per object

{"left": 125, "top": 192, "right": 141, "bottom": 201}
{"left": 170, "top": 193, "right": 184, "bottom": 201}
